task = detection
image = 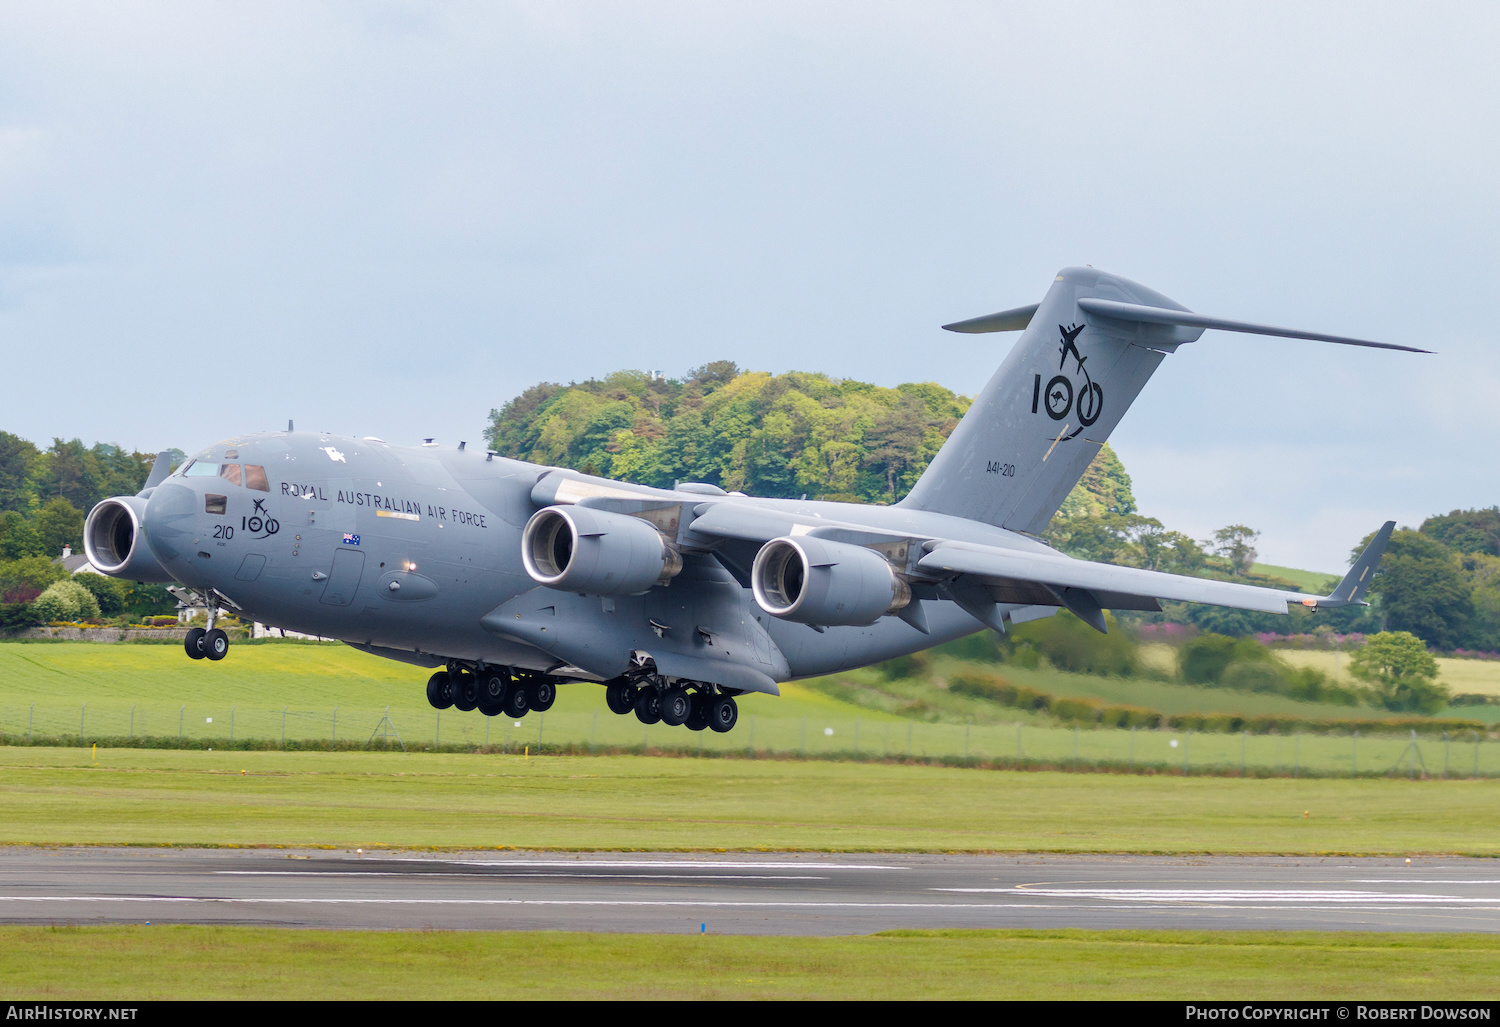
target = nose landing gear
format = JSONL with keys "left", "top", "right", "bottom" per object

{"left": 182, "top": 591, "right": 231, "bottom": 661}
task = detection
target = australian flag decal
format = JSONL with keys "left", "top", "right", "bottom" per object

{"left": 342, "top": 533, "right": 360, "bottom": 546}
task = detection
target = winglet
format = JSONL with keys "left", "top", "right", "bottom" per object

{"left": 1297, "top": 521, "right": 1396, "bottom": 610}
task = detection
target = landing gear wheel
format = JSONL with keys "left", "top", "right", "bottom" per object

{"left": 708, "top": 695, "right": 738, "bottom": 733}
{"left": 451, "top": 671, "right": 479, "bottom": 712}
{"left": 634, "top": 689, "right": 662, "bottom": 725}
{"left": 184, "top": 627, "right": 207, "bottom": 660}
{"left": 426, "top": 671, "right": 454, "bottom": 710}
{"left": 605, "top": 678, "right": 636, "bottom": 715}
{"left": 503, "top": 683, "right": 530, "bottom": 719}
{"left": 204, "top": 628, "right": 229, "bottom": 661}
{"left": 527, "top": 678, "right": 556, "bottom": 713}
{"left": 685, "top": 692, "right": 710, "bottom": 732}
{"left": 478, "top": 672, "right": 509, "bottom": 708}
{"left": 658, "top": 686, "right": 691, "bottom": 727}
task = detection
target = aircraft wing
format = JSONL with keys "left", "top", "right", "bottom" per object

{"left": 683, "top": 501, "right": 912, "bottom": 548}
{"left": 917, "top": 520, "right": 1394, "bottom": 632}
{"left": 919, "top": 542, "right": 1300, "bottom": 614}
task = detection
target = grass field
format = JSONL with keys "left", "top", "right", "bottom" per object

{"left": 1251, "top": 563, "right": 1338, "bottom": 593}
{"left": 3, "top": 643, "right": 1496, "bottom": 777}
{"left": 3, "top": 925, "right": 1497, "bottom": 999}
{"left": 3, "top": 746, "right": 1497, "bottom": 852}
{"left": 1278, "top": 648, "right": 1500, "bottom": 698}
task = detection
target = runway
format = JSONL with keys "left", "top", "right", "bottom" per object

{"left": 3, "top": 848, "right": 1499, "bottom": 935}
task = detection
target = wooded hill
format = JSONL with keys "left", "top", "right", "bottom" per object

{"left": 485, "top": 363, "right": 1500, "bottom": 650}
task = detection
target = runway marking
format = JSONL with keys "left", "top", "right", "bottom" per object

{"left": 383, "top": 859, "right": 906, "bottom": 871}
{"left": 939, "top": 888, "right": 1500, "bottom": 905}
{"left": 4, "top": 896, "right": 1500, "bottom": 913}
{"left": 1352, "top": 880, "right": 1500, "bottom": 885}
{"left": 215, "top": 872, "right": 830, "bottom": 881}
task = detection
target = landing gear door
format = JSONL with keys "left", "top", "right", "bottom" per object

{"left": 320, "top": 549, "right": 366, "bottom": 607}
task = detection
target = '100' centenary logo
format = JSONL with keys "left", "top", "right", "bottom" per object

{"left": 1032, "top": 323, "right": 1103, "bottom": 430}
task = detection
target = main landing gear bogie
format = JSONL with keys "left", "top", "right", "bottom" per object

{"left": 603, "top": 674, "right": 738, "bottom": 734}
{"left": 422, "top": 665, "right": 743, "bottom": 735}
{"left": 424, "top": 665, "right": 558, "bottom": 721}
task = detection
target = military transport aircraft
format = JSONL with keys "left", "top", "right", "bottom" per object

{"left": 82, "top": 267, "right": 1423, "bottom": 733}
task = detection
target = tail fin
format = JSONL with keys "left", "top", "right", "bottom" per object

{"left": 900, "top": 267, "right": 1193, "bottom": 534}
{"left": 900, "top": 267, "right": 1423, "bottom": 535}
{"left": 140, "top": 451, "right": 175, "bottom": 494}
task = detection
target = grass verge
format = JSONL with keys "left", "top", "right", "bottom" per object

{"left": 2, "top": 747, "right": 1498, "bottom": 853}
{"left": 1, "top": 925, "right": 1497, "bottom": 999}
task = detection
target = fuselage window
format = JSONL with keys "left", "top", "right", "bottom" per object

{"left": 184, "top": 462, "right": 220, "bottom": 477}
{"left": 205, "top": 494, "right": 227, "bottom": 515}
{"left": 244, "top": 465, "right": 270, "bottom": 492}
{"left": 219, "top": 463, "right": 243, "bottom": 487}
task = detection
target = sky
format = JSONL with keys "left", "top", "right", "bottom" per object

{"left": 1, "top": 2, "right": 1496, "bottom": 572}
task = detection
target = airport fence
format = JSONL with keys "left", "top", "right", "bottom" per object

{"left": 1, "top": 701, "right": 1498, "bottom": 778}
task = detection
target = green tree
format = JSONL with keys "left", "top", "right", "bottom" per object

{"left": 1460, "top": 552, "right": 1500, "bottom": 651}
{"left": 0, "top": 556, "right": 68, "bottom": 604}
{"left": 30, "top": 578, "right": 100, "bottom": 623}
{"left": 1178, "top": 633, "right": 1276, "bottom": 684}
{"left": 36, "top": 438, "right": 104, "bottom": 512}
{"left": 1347, "top": 630, "right": 1448, "bottom": 714}
{"left": 74, "top": 573, "right": 126, "bottom": 617}
{"left": 0, "top": 432, "right": 39, "bottom": 513}
{"left": 0, "top": 511, "right": 44, "bottom": 560}
{"left": 484, "top": 364, "right": 968, "bottom": 503}
{"left": 1212, "top": 525, "right": 1260, "bottom": 576}
{"left": 120, "top": 582, "right": 178, "bottom": 619}
{"left": 1366, "top": 529, "right": 1473, "bottom": 650}
{"left": 1421, "top": 507, "right": 1500, "bottom": 557}
{"left": 34, "top": 498, "right": 84, "bottom": 558}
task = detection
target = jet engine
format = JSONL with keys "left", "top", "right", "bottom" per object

{"left": 522, "top": 505, "right": 683, "bottom": 596}
{"left": 751, "top": 536, "right": 910, "bottom": 626}
{"left": 82, "top": 496, "right": 177, "bottom": 583}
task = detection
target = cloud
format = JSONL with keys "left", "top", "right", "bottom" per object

{"left": 0, "top": 1, "right": 1494, "bottom": 572}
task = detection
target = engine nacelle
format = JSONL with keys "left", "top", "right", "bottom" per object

{"left": 82, "top": 496, "right": 177, "bottom": 583}
{"left": 751, "top": 536, "right": 910, "bottom": 626}
{"left": 522, "top": 505, "right": 682, "bottom": 596}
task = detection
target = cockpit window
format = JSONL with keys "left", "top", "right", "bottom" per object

{"left": 244, "top": 465, "right": 269, "bottom": 492}
{"left": 205, "top": 494, "right": 227, "bottom": 515}
{"left": 218, "top": 463, "right": 242, "bottom": 487}
{"left": 184, "top": 462, "right": 219, "bottom": 477}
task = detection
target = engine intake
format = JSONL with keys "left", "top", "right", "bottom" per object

{"left": 522, "top": 505, "right": 682, "bottom": 596}
{"left": 751, "top": 536, "right": 910, "bottom": 626}
{"left": 82, "top": 496, "right": 177, "bottom": 583}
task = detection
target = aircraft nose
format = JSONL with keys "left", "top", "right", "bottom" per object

{"left": 144, "top": 481, "right": 200, "bottom": 564}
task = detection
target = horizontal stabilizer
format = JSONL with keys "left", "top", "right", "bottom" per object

{"left": 941, "top": 303, "right": 1039, "bottom": 334}
{"left": 1076, "top": 298, "right": 1431, "bottom": 354}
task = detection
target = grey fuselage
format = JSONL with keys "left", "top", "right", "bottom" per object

{"left": 140, "top": 431, "right": 1043, "bottom": 691}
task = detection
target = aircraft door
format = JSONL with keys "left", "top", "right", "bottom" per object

{"left": 320, "top": 549, "right": 366, "bottom": 607}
